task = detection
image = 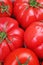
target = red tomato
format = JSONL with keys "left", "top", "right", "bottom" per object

{"left": 0, "top": 0, "right": 12, "bottom": 17}
{"left": 42, "top": 62, "right": 43, "bottom": 65}
{"left": 24, "top": 22, "right": 43, "bottom": 59}
{"left": 0, "top": 17, "right": 24, "bottom": 62}
{"left": 14, "top": 0, "right": 43, "bottom": 29}
{"left": 4, "top": 48, "right": 40, "bottom": 65}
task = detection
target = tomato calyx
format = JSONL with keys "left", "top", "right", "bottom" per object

{"left": 0, "top": 2, "right": 10, "bottom": 15}
{"left": 16, "top": 56, "right": 30, "bottom": 65}
{"left": 0, "top": 31, "right": 7, "bottom": 43}
{"left": 0, "top": 31, "right": 11, "bottom": 43}
{"left": 30, "top": 0, "right": 37, "bottom": 7}
{"left": 29, "top": 0, "right": 43, "bottom": 8}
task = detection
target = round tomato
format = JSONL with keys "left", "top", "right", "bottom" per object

{"left": 14, "top": 0, "right": 43, "bottom": 29}
{"left": 0, "top": 17, "right": 24, "bottom": 62}
{"left": 24, "top": 22, "right": 43, "bottom": 59}
{"left": 4, "top": 48, "right": 40, "bottom": 65}
{"left": 0, "top": 0, "right": 12, "bottom": 17}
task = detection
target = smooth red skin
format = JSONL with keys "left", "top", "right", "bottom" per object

{"left": 0, "top": 17, "right": 24, "bottom": 62}
{"left": 0, "top": 0, "right": 12, "bottom": 17}
{"left": 14, "top": 0, "right": 43, "bottom": 29}
{"left": 24, "top": 22, "right": 43, "bottom": 59}
{"left": 42, "top": 62, "right": 43, "bottom": 65}
{"left": 4, "top": 48, "right": 40, "bottom": 65}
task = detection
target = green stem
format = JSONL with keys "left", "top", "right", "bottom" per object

{"left": 0, "top": 2, "right": 10, "bottom": 15}
{"left": 0, "top": 32, "right": 7, "bottom": 43}
{"left": 16, "top": 56, "right": 21, "bottom": 65}
{"left": 0, "top": 31, "right": 12, "bottom": 44}
{"left": 30, "top": 0, "right": 38, "bottom": 7}
{"left": 29, "top": 0, "right": 43, "bottom": 8}
{"left": 16, "top": 56, "right": 31, "bottom": 65}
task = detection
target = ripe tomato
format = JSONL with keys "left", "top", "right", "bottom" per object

{"left": 4, "top": 48, "right": 40, "bottom": 65}
{"left": 0, "top": 17, "right": 24, "bottom": 62}
{"left": 14, "top": 0, "right": 43, "bottom": 29}
{"left": 24, "top": 22, "right": 43, "bottom": 59}
{"left": 42, "top": 62, "right": 43, "bottom": 65}
{"left": 0, "top": 0, "right": 12, "bottom": 17}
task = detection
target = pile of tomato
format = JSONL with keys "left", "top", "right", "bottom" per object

{"left": 0, "top": 0, "right": 43, "bottom": 65}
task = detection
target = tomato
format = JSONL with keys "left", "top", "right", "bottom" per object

{"left": 0, "top": 17, "right": 24, "bottom": 62}
{"left": 24, "top": 22, "right": 43, "bottom": 59}
{"left": 0, "top": 0, "right": 12, "bottom": 17}
{"left": 4, "top": 48, "right": 40, "bottom": 65}
{"left": 14, "top": 0, "right": 43, "bottom": 29}
{"left": 42, "top": 62, "right": 43, "bottom": 65}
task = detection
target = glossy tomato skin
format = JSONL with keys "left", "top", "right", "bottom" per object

{"left": 0, "top": 17, "right": 24, "bottom": 62}
{"left": 4, "top": 48, "right": 40, "bottom": 65}
{"left": 14, "top": 2, "right": 37, "bottom": 29}
{"left": 14, "top": 0, "right": 43, "bottom": 29}
{"left": 0, "top": 0, "right": 12, "bottom": 17}
{"left": 24, "top": 22, "right": 43, "bottom": 59}
{"left": 0, "top": 40, "right": 10, "bottom": 62}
